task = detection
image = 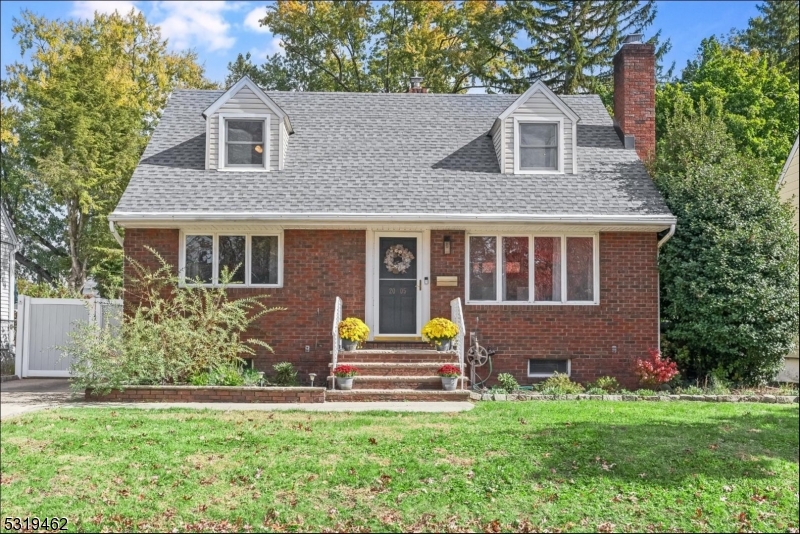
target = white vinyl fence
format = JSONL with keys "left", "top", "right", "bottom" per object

{"left": 14, "top": 296, "right": 122, "bottom": 378}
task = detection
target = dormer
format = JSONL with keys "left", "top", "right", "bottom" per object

{"left": 491, "top": 81, "right": 579, "bottom": 175}
{"left": 202, "top": 77, "right": 293, "bottom": 172}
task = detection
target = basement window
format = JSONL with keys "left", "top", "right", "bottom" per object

{"left": 528, "top": 359, "right": 570, "bottom": 378}
{"left": 180, "top": 231, "right": 283, "bottom": 287}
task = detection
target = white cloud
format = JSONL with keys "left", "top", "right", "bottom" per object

{"left": 244, "top": 6, "right": 270, "bottom": 33}
{"left": 71, "top": 1, "right": 139, "bottom": 19}
{"left": 150, "top": 1, "right": 236, "bottom": 53}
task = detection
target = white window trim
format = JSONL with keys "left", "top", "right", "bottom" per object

{"left": 514, "top": 116, "right": 565, "bottom": 175}
{"left": 217, "top": 113, "right": 271, "bottom": 172}
{"left": 464, "top": 232, "right": 599, "bottom": 306}
{"left": 179, "top": 230, "right": 283, "bottom": 288}
{"left": 528, "top": 359, "right": 571, "bottom": 378}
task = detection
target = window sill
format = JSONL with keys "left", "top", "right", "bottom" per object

{"left": 465, "top": 300, "right": 598, "bottom": 306}
{"left": 179, "top": 283, "right": 283, "bottom": 289}
{"left": 217, "top": 167, "right": 270, "bottom": 172}
{"left": 513, "top": 169, "right": 565, "bottom": 175}
{"left": 528, "top": 373, "right": 571, "bottom": 378}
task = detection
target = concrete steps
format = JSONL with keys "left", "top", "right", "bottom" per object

{"left": 326, "top": 389, "right": 472, "bottom": 402}
{"left": 329, "top": 347, "right": 467, "bottom": 401}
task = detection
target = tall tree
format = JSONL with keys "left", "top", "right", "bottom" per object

{"left": 654, "top": 100, "right": 799, "bottom": 384}
{"left": 1, "top": 10, "right": 215, "bottom": 293}
{"left": 229, "top": 0, "right": 513, "bottom": 92}
{"left": 738, "top": 0, "right": 799, "bottom": 83}
{"left": 500, "top": 0, "right": 670, "bottom": 94}
{"left": 658, "top": 37, "right": 799, "bottom": 172}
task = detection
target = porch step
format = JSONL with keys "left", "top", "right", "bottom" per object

{"left": 336, "top": 349, "right": 458, "bottom": 364}
{"left": 326, "top": 389, "right": 472, "bottom": 402}
{"left": 327, "top": 362, "right": 459, "bottom": 377}
{"left": 327, "top": 375, "right": 468, "bottom": 390}
{"left": 363, "top": 340, "right": 432, "bottom": 350}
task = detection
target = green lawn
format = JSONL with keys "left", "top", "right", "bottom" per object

{"left": 1, "top": 402, "right": 797, "bottom": 533}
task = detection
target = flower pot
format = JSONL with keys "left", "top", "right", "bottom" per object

{"left": 336, "top": 377, "right": 354, "bottom": 390}
{"left": 341, "top": 339, "right": 358, "bottom": 351}
{"left": 435, "top": 339, "right": 452, "bottom": 352}
{"left": 441, "top": 376, "right": 458, "bottom": 391}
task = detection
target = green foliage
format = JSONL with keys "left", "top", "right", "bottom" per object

{"left": 16, "top": 279, "right": 81, "bottom": 299}
{"left": 736, "top": 0, "right": 799, "bottom": 83}
{"left": 68, "top": 247, "right": 284, "bottom": 393}
{"left": 1, "top": 10, "right": 215, "bottom": 292}
{"left": 502, "top": 0, "right": 671, "bottom": 94}
{"left": 586, "top": 376, "right": 620, "bottom": 393}
{"left": 229, "top": 0, "right": 513, "bottom": 93}
{"left": 538, "top": 372, "right": 585, "bottom": 395}
{"left": 271, "top": 362, "right": 299, "bottom": 387}
{"left": 654, "top": 104, "right": 799, "bottom": 385}
{"left": 584, "top": 387, "right": 606, "bottom": 395}
{"left": 496, "top": 373, "right": 519, "bottom": 393}
{"left": 634, "top": 389, "right": 658, "bottom": 397}
{"left": 657, "top": 37, "right": 799, "bottom": 170}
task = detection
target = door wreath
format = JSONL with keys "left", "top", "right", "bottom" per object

{"left": 384, "top": 244, "right": 415, "bottom": 274}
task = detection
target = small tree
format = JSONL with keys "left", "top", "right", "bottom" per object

{"left": 653, "top": 101, "right": 799, "bottom": 384}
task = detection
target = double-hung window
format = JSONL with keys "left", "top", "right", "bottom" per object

{"left": 219, "top": 115, "right": 269, "bottom": 170}
{"left": 514, "top": 117, "right": 563, "bottom": 174}
{"left": 467, "top": 234, "right": 597, "bottom": 304}
{"left": 181, "top": 232, "right": 282, "bottom": 287}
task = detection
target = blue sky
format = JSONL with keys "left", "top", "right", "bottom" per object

{"left": 1, "top": 1, "right": 761, "bottom": 87}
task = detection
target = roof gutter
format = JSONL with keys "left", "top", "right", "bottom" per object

{"left": 109, "top": 220, "right": 124, "bottom": 247}
{"left": 657, "top": 223, "right": 675, "bottom": 249}
{"left": 109, "top": 211, "right": 677, "bottom": 227}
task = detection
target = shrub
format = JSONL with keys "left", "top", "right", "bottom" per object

{"left": 338, "top": 318, "right": 370, "bottom": 344}
{"left": 421, "top": 318, "right": 459, "bottom": 343}
{"left": 675, "top": 385, "right": 704, "bottom": 395}
{"left": 585, "top": 387, "right": 606, "bottom": 395}
{"left": 437, "top": 364, "right": 461, "bottom": 378}
{"left": 634, "top": 348, "right": 679, "bottom": 388}
{"left": 17, "top": 279, "right": 82, "bottom": 299}
{"left": 497, "top": 373, "right": 519, "bottom": 393}
{"left": 332, "top": 365, "right": 359, "bottom": 378}
{"left": 587, "top": 376, "right": 620, "bottom": 393}
{"left": 539, "top": 373, "right": 584, "bottom": 395}
{"left": 654, "top": 102, "right": 799, "bottom": 384}
{"left": 67, "top": 247, "right": 284, "bottom": 394}
{"left": 241, "top": 368, "right": 263, "bottom": 387}
{"left": 189, "top": 373, "right": 210, "bottom": 386}
{"left": 272, "top": 361, "right": 299, "bottom": 386}
{"left": 635, "top": 389, "right": 658, "bottom": 397}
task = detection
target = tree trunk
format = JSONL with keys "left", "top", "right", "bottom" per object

{"left": 66, "top": 197, "right": 87, "bottom": 292}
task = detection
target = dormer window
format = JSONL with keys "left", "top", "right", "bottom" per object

{"left": 218, "top": 114, "right": 270, "bottom": 171}
{"left": 514, "top": 117, "right": 564, "bottom": 174}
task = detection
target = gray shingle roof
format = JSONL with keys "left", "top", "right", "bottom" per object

{"left": 113, "top": 90, "right": 673, "bottom": 219}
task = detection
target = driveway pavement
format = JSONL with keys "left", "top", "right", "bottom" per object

{"left": 0, "top": 378, "right": 76, "bottom": 419}
{"left": 0, "top": 378, "right": 473, "bottom": 419}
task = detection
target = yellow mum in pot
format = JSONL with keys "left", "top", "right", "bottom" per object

{"left": 422, "top": 318, "right": 459, "bottom": 351}
{"left": 338, "top": 317, "right": 370, "bottom": 350}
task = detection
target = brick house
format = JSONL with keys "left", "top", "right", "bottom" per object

{"left": 110, "top": 38, "right": 675, "bottom": 397}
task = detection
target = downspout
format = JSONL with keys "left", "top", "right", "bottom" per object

{"left": 109, "top": 220, "right": 123, "bottom": 247}
{"left": 656, "top": 223, "right": 675, "bottom": 353}
{"left": 657, "top": 223, "right": 675, "bottom": 249}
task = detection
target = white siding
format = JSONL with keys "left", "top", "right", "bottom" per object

{"left": 778, "top": 145, "right": 799, "bottom": 230}
{"left": 502, "top": 91, "right": 574, "bottom": 174}
{"left": 0, "top": 208, "right": 16, "bottom": 331}
{"left": 490, "top": 119, "right": 502, "bottom": 171}
{"left": 280, "top": 121, "right": 289, "bottom": 170}
{"left": 208, "top": 86, "right": 281, "bottom": 171}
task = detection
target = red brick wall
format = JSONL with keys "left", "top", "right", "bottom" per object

{"left": 613, "top": 42, "right": 656, "bottom": 163}
{"left": 86, "top": 386, "right": 325, "bottom": 403}
{"left": 430, "top": 231, "right": 659, "bottom": 389}
{"left": 125, "top": 228, "right": 657, "bottom": 389}
{"left": 124, "top": 229, "right": 365, "bottom": 381}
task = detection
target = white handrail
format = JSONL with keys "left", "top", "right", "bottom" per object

{"left": 331, "top": 296, "right": 343, "bottom": 390}
{"left": 450, "top": 297, "right": 466, "bottom": 390}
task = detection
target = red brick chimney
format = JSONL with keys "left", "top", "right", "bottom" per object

{"left": 613, "top": 35, "right": 655, "bottom": 162}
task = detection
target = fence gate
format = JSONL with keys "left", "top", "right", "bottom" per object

{"left": 14, "top": 296, "right": 122, "bottom": 378}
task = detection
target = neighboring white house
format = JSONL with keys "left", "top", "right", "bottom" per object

{"left": 776, "top": 135, "right": 799, "bottom": 383}
{"left": 1, "top": 205, "right": 19, "bottom": 375}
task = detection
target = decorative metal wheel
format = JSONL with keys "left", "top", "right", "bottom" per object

{"left": 467, "top": 344, "right": 489, "bottom": 367}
